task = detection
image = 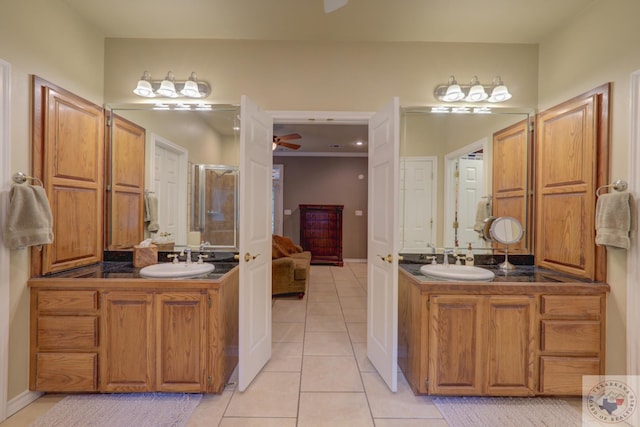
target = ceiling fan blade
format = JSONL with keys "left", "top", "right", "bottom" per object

{"left": 324, "top": 0, "right": 348, "bottom": 13}
{"left": 277, "top": 141, "right": 302, "bottom": 150}
{"left": 276, "top": 133, "right": 302, "bottom": 141}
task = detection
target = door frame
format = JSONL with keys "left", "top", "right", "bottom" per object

{"left": 0, "top": 58, "right": 10, "bottom": 422}
{"left": 628, "top": 70, "right": 640, "bottom": 377}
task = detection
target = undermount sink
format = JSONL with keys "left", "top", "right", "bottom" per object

{"left": 139, "top": 262, "right": 215, "bottom": 279}
{"left": 420, "top": 264, "right": 495, "bottom": 282}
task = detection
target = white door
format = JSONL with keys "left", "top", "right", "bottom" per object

{"left": 238, "top": 95, "right": 273, "bottom": 391}
{"left": 458, "top": 157, "right": 484, "bottom": 247}
{"left": 152, "top": 135, "right": 188, "bottom": 245}
{"left": 400, "top": 157, "right": 437, "bottom": 252}
{"left": 367, "top": 97, "right": 400, "bottom": 392}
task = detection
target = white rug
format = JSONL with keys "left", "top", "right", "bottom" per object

{"left": 433, "top": 397, "right": 581, "bottom": 427}
{"left": 29, "top": 393, "right": 202, "bottom": 427}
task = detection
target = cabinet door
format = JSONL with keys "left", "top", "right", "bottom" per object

{"left": 486, "top": 296, "right": 535, "bottom": 396}
{"left": 101, "top": 292, "right": 154, "bottom": 392}
{"left": 155, "top": 292, "right": 207, "bottom": 392}
{"left": 429, "top": 295, "right": 485, "bottom": 395}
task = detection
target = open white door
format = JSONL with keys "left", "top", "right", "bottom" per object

{"left": 367, "top": 97, "right": 400, "bottom": 392}
{"left": 238, "top": 95, "right": 273, "bottom": 391}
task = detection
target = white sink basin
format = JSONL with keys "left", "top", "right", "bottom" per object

{"left": 420, "top": 264, "right": 495, "bottom": 282}
{"left": 139, "top": 262, "right": 214, "bottom": 279}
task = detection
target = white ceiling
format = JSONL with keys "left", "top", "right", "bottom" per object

{"left": 63, "top": 0, "right": 595, "bottom": 44}
{"left": 71, "top": 0, "right": 595, "bottom": 154}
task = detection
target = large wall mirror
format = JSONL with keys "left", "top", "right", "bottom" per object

{"left": 399, "top": 107, "right": 533, "bottom": 255}
{"left": 106, "top": 104, "right": 240, "bottom": 251}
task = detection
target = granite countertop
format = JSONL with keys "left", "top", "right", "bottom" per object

{"left": 33, "top": 261, "right": 239, "bottom": 281}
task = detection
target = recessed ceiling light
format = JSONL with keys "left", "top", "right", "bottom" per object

{"left": 329, "top": 144, "right": 341, "bottom": 149}
{"left": 356, "top": 141, "right": 364, "bottom": 146}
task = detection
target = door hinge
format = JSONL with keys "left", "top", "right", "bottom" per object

{"left": 425, "top": 379, "right": 429, "bottom": 389}
{"left": 207, "top": 375, "right": 212, "bottom": 386}
{"left": 426, "top": 299, "right": 430, "bottom": 310}
{"left": 207, "top": 295, "right": 212, "bottom": 308}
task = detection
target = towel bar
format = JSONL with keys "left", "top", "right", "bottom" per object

{"left": 596, "top": 179, "right": 628, "bottom": 197}
{"left": 12, "top": 172, "right": 44, "bottom": 187}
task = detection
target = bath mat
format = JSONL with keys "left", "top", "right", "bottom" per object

{"left": 29, "top": 393, "right": 202, "bottom": 427}
{"left": 433, "top": 396, "right": 581, "bottom": 427}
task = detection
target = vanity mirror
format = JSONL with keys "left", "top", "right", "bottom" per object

{"left": 489, "top": 216, "right": 524, "bottom": 270}
{"left": 105, "top": 103, "right": 240, "bottom": 250}
{"left": 399, "top": 107, "right": 533, "bottom": 255}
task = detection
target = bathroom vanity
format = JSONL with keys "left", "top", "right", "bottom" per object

{"left": 399, "top": 264, "right": 609, "bottom": 397}
{"left": 28, "top": 262, "right": 239, "bottom": 394}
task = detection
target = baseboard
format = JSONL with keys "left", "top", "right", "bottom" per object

{"left": 7, "top": 390, "right": 43, "bottom": 417}
{"left": 344, "top": 258, "right": 366, "bottom": 263}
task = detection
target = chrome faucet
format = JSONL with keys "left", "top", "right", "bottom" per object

{"left": 443, "top": 248, "right": 454, "bottom": 266}
{"left": 182, "top": 247, "right": 192, "bottom": 264}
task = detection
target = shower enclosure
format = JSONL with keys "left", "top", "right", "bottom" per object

{"left": 191, "top": 164, "right": 239, "bottom": 250}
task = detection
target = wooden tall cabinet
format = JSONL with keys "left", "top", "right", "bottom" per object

{"left": 299, "top": 204, "right": 344, "bottom": 266}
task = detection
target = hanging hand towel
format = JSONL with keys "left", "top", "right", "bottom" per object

{"left": 3, "top": 184, "right": 54, "bottom": 249}
{"left": 146, "top": 193, "right": 159, "bottom": 232}
{"left": 473, "top": 200, "right": 491, "bottom": 234}
{"left": 595, "top": 192, "right": 633, "bottom": 249}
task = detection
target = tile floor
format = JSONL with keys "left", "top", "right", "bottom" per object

{"left": 2, "top": 262, "right": 583, "bottom": 426}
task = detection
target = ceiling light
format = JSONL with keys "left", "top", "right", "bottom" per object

{"left": 133, "top": 71, "right": 212, "bottom": 99}
{"left": 465, "top": 76, "right": 488, "bottom": 102}
{"left": 488, "top": 76, "right": 512, "bottom": 102}
{"left": 434, "top": 75, "right": 511, "bottom": 103}
{"left": 441, "top": 76, "right": 465, "bottom": 102}
{"left": 133, "top": 71, "right": 156, "bottom": 98}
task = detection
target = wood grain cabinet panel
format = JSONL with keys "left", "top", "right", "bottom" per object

{"left": 540, "top": 356, "right": 600, "bottom": 395}
{"left": 35, "top": 353, "right": 98, "bottom": 392}
{"left": 541, "top": 320, "right": 600, "bottom": 354}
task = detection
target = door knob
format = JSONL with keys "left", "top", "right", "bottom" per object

{"left": 377, "top": 254, "right": 393, "bottom": 263}
{"left": 244, "top": 252, "right": 260, "bottom": 262}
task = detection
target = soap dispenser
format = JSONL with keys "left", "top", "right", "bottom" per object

{"left": 465, "top": 243, "right": 475, "bottom": 266}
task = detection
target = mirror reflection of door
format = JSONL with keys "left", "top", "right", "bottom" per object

{"left": 400, "top": 157, "right": 437, "bottom": 252}
{"left": 444, "top": 138, "right": 489, "bottom": 249}
{"left": 151, "top": 133, "right": 188, "bottom": 245}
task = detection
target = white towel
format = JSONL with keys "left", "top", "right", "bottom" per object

{"left": 3, "top": 184, "right": 54, "bottom": 249}
{"left": 145, "top": 194, "right": 159, "bottom": 233}
{"left": 473, "top": 200, "right": 492, "bottom": 234}
{"left": 595, "top": 192, "right": 633, "bottom": 249}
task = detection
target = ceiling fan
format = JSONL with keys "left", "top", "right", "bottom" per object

{"left": 324, "top": 0, "right": 348, "bottom": 13}
{"left": 273, "top": 133, "right": 302, "bottom": 150}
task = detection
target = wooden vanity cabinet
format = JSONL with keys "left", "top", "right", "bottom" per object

{"left": 399, "top": 269, "right": 608, "bottom": 397}
{"left": 29, "top": 267, "right": 238, "bottom": 394}
{"left": 428, "top": 295, "right": 535, "bottom": 396}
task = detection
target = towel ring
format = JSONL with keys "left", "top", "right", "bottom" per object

{"left": 596, "top": 179, "right": 628, "bottom": 197}
{"left": 12, "top": 172, "right": 44, "bottom": 187}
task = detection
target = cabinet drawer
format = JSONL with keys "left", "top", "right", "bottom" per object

{"left": 37, "top": 315, "right": 98, "bottom": 349}
{"left": 541, "top": 295, "right": 600, "bottom": 317}
{"left": 36, "top": 290, "right": 98, "bottom": 312}
{"left": 541, "top": 320, "right": 600, "bottom": 354}
{"left": 539, "top": 356, "right": 600, "bottom": 395}
{"left": 35, "top": 353, "right": 98, "bottom": 391}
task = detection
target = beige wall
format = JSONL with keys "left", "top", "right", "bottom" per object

{"left": 538, "top": 0, "right": 640, "bottom": 374}
{"left": 0, "top": 0, "right": 105, "bottom": 400}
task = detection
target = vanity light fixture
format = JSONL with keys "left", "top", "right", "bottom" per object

{"left": 434, "top": 75, "right": 511, "bottom": 103}
{"left": 430, "top": 106, "right": 494, "bottom": 114}
{"left": 133, "top": 71, "right": 211, "bottom": 99}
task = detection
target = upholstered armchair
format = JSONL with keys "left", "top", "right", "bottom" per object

{"left": 272, "top": 235, "right": 311, "bottom": 298}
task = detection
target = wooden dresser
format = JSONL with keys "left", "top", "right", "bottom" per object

{"left": 299, "top": 204, "right": 343, "bottom": 266}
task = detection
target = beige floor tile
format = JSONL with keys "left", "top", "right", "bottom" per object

{"left": 305, "top": 315, "right": 347, "bottom": 332}
{"left": 343, "top": 307, "right": 367, "bottom": 322}
{"left": 224, "top": 372, "right": 300, "bottom": 418}
{"left": 272, "top": 300, "right": 307, "bottom": 323}
{"left": 352, "top": 342, "right": 376, "bottom": 372}
{"left": 336, "top": 286, "right": 367, "bottom": 298}
{"left": 272, "top": 322, "right": 305, "bottom": 343}
{"left": 373, "top": 419, "right": 449, "bottom": 427}
{"left": 306, "top": 292, "right": 340, "bottom": 303}
{"left": 298, "top": 392, "right": 374, "bottom": 427}
{"left": 361, "top": 372, "right": 441, "bottom": 419}
{"left": 339, "top": 295, "right": 367, "bottom": 309}
{"left": 219, "top": 417, "right": 297, "bottom": 426}
{"left": 263, "top": 342, "right": 303, "bottom": 372}
{"left": 304, "top": 331, "right": 354, "bottom": 356}
{"left": 187, "top": 389, "right": 234, "bottom": 426}
{"left": 306, "top": 301, "right": 343, "bottom": 317}
{"left": 301, "top": 355, "right": 363, "bottom": 392}
{"left": 346, "top": 322, "right": 367, "bottom": 343}
{"left": 0, "top": 394, "right": 66, "bottom": 427}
